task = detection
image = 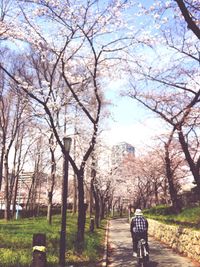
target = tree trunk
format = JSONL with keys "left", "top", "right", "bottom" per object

{"left": 154, "top": 182, "right": 159, "bottom": 205}
{"left": 0, "top": 146, "right": 4, "bottom": 191}
{"left": 73, "top": 134, "right": 77, "bottom": 215}
{"left": 93, "top": 188, "right": 100, "bottom": 228}
{"left": 175, "top": 0, "right": 200, "bottom": 39}
{"left": 4, "top": 153, "right": 10, "bottom": 220}
{"left": 47, "top": 192, "right": 52, "bottom": 224}
{"left": 89, "top": 182, "right": 93, "bottom": 217}
{"left": 163, "top": 177, "right": 168, "bottom": 204}
{"left": 12, "top": 175, "right": 18, "bottom": 219}
{"left": 73, "top": 173, "right": 77, "bottom": 214}
{"left": 100, "top": 196, "right": 105, "bottom": 220}
{"left": 94, "top": 197, "right": 100, "bottom": 228}
{"left": 11, "top": 126, "right": 24, "bottom": 218}
{"left": 47, "top": 144, "right": 56, "bottom": 225}
{"left": 90, "top": 168, "right": 100, "bottom": 228}
{"left": 36, "top": 182, "right": 42, "bottom": 216}
{"left": 10, "top": 143, "right": 18, "bottom": 215}
{"left": 178, "top": 130, "right": 200, "bottom": 194}
{"left": 76, "top": 170, "right": 86, "bottom": 248}
{"left": 165, "top": 145, "right": 181, "bottom": 213}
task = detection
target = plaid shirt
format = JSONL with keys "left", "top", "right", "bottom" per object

{"left": 130, "top": 215, "right": 148, "bottom": 234}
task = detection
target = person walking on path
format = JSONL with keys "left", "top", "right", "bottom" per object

{"left": 130, "top": 208, "right": 149, "bottom": 257}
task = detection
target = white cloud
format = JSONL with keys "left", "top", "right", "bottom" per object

{"left": 103, "top": 116, "right": 167, "bottom": 153}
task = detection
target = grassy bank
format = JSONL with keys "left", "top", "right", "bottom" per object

{"left": 0, "top": 214, "right": 106, "bottom": 267}
{"left": 144, "top": 205, "right": 200, "bottom": 229}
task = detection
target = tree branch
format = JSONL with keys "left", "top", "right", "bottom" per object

{"left": 175, "top": 0, "right": 200, "bottom": 39}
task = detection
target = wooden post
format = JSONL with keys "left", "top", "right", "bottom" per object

{"left": 31, "top": 233, "right": 46, "bottom": 267}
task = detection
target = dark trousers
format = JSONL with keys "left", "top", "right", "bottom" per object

{"left": 132, "top": 231, "right": 149, "bottom": 253}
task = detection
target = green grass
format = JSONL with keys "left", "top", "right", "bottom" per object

{"left": 144, "top": 205, "right": 200, "bottom": 229}
{"left": 0, "top": 214, "right": 107, "bottom": 267}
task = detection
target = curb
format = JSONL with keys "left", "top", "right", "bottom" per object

{"left": 102, "top": 220, "right": 110, "bottom": 267}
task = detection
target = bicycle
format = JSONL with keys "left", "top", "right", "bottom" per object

{"left": 137, "top": 238, "right": 149, "bottom": 267}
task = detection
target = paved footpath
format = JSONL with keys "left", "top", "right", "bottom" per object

{"left": 108, "top": 218, "right": 200, "bottom": 267}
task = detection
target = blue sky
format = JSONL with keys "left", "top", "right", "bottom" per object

{"left": 103, "top": 81, "right": 165, "bottom": 153}
{"left": 101, "top": 0, "right": 177, "bottom": 151}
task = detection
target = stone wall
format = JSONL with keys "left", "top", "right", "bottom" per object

{"left": 148, "top": 219, "right": 200, "bottom": 262}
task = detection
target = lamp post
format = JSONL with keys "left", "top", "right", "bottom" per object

{"left": 59, "top": 137, "right": 72, "bottom": 267}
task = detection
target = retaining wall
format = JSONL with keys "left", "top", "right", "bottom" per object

{"left": 148, "top": 219, "right": 200, "bottom": 262}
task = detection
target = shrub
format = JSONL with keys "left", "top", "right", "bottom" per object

{"left": 144, "top": 205, "right": 175, "bottom": 215}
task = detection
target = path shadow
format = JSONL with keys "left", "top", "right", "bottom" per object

{"left": 148, "top": 261, "right": 159, "bottom": 267}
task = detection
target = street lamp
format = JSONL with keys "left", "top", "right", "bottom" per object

{"left": 59, "top": 137, "right": 72, "bottom": 267}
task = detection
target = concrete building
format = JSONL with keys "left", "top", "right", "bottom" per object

{"left": 111, "top": 142, "right": 135, "bottom": 167}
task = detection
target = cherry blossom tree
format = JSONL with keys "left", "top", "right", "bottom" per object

{"left": 0, "top": 0, "right": 135, "bottom": 247}
{"left": 156, "top": 131, "right": 188, "bottom": 211}
{"left": 122, "top": 0, "right": 200, "bottom": 196}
